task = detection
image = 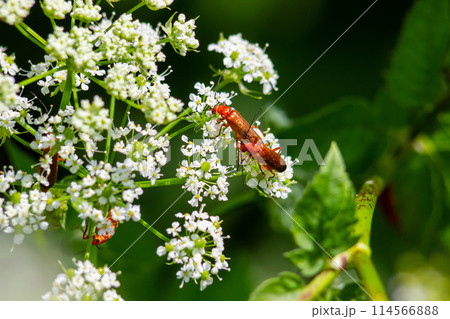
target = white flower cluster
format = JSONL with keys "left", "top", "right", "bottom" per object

{"left": 46, "top": 25, "right": 102, "bottom": 72}
{"left": 0, "top": 89, "right": 33, "bottom": 143}
{"left": 0, "top": 73, "right": 19, "bottom": 112}
{"left": 208, "top": 33, "right": 279, "bottom": 95}
{"left": 67, "top": 159, "right": 143, "bottom": 228}
{"left": 99, "top": 13, "right": 165, "bottom": 75}
{"left": 69, "top": 95, "right": 112, "bottom": 142}
{"left": 144, "top": 0, "right": 173, "bottom": 11}
{"left": 41, "top": 0, "right": 72, "bottom": 20}
{"left": 141, "top": 79, "right": 184, "bottom": 124}
{"left": 29, "top": 105, "right": 82, "bottom": 178}
{"left": 0, "top": 167, "right": 59, "bottom": 245}
{"left": 0, "top": 46, "right": 19, "bottom": 75}
{"left": 111, "top": 119, "right": 171, "bottom": 185}
{"left": 157, "top": 205, "right": 230, "bottom": 290}
{"left": 177, "top": 134, "right": 233, "bottom": 207}
{"left": 105, "top": 64, "right": 184, "bottom": 124}
{"left": 162, "top": 13, "right": 199, "bottom": 56}
{"left": 188, "top": 82, "right": 235, "bottom": 114}
{"left": 30, "top": 56, "right": 101, "bottom": 95}
{"left": 176, "top": 82, "right": 240, "bottom": 207}
{"left": 42, "top": 259, "right": 123, "bottom": 301}
{"left": 71, "top": 0, "right": 101, "bottom": 23}
{"left": 0, "top": 0, "right": 35, "bottom": 25}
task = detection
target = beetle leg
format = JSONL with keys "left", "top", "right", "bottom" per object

{"left": 272, "top": 147, "right": 281, "bottom": 153}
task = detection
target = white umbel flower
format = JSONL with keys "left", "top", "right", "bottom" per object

{"left": 42, "top": 259, "right": 123, "bottom": 301}
{"left": 0, "top": 0, "right": 35, "bottom": 25}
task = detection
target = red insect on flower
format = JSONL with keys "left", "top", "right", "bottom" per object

{"left": 212, "top": 103, "right": 286, "bottom": 175}
{"left": 83, "top": 211, "right": 120, "bottom": 246}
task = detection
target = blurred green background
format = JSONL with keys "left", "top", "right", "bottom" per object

{"left": 2, "top": 0, "right": 450, "bottom": 300}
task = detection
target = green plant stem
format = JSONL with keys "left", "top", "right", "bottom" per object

{"left": 18, "top": 66, "right": 67, "bottom": 87}
{"left": 84, "top": 223, "right": 96, "bottom": 262}
{"left": 353, "top": 177, "right": 383, "bottom": 246}
{"left": 49, "top": 18, "right": 56, "bottom": 29}
{"left": 352, "top": 177, "right": 388, "bottom": 301}
{"left": 136, "top": 170, "right": 245, "bottom": 189}
{"left": 85, "top": 74, "right": 142, "bottom": 109}
{"left": 128, "top": 2, "right": 146, "bottom": 14}
{"left": 105, "top": 96, "right": 115, "bottom": 163}
{"left": 19, "top": 22, "right": 47, "bottom": 45}
{"left": 60, "top": 70, "right": 74, "bottom": 109}
{"left": 155, "top": 107, "right": 193, "bottom": 139}
{"left": 11, "top": 134, "right": 36, "bottom": 152}
{"left": 353, "top": 250, "right": 388, "bottom": 301}
{"left": 137, "top": 177, "right": 187, "bottom": 188}
{"left": 15, "top": 22, "right": 47, "bottom": 50}
{"left": 120, "top": 103, "right": 132, "bottom": 128}
{"left": 71, "top": 0, "right": 77, "bottom": 28}
{"left": 298, "top": 270, "right": 339, "bottom": 301}
{"left": 139, "top": 219, "right": 170, "bottom": 242}
{"left": 168, "top": 123, "right": 195, "bottom": 140}
{"left": 18, "top": 121, "right": 36, "bottom": 136}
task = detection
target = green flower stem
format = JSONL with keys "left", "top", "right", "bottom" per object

{"left": 85, "top": 74, "right": 142, "bottom": 110}
{"left": 104, "top": 96, "right": 115, "bottom": 163}
{"left": 353, "top": 248, "right": 388, "bottom": 301}
{"left": 127, "top": 2, "right": 146, "bottom": 14}
{"left": 71, "top": 0, "right": 77, "bottom": 28}
{"left": 49, "top": 18, "right": 56, "bottom": 29}
{"left": 60, "top": 70, "right": 74, "bottom": 109}
{"left": 137, "top": 177, "right": 187, "bottom": 188}
{"left": 155, "top": 107, "right": 193, "bottom": 139}
{"left": 18, "top": 22, "right": 47, "bottom": 45}
{"left": 54, "top": 195, "right": 71, "bottom": 202}
{"left": 14, "top": 24, "right": 45, "bottom": 50}
{"left": 351, "top": 177, "right": 388, "bottom": 301}
{"left": 353, "top": 177, "right": 383, "bottom": 246}
{"left": 85, "top": 73, "right": 107, "bottom": 89}
{"left": 17, "top": 120, "right": 36, "bottom": 137}
{"left": 11, "top": 134, "right": 35, "bottom": 151}
{"left": 84, "top": 223, "right": 96, "bottom": 262}
{"left": 139, "top": 219, "right": 170, "bottom": 242}
{"left": 120, "top": 103, "right": 132, "bottom": 128}
{"left": 18, "top": 66, "right": 67, "bottom": 87}
{"left": 72, "top": 77, "right": 80, "bottom": 110}
{"left": 298, "top": 269, "right": 339, "bottom": 301}
{"left": 16, "top": 22, "right": 47, "bottom": 49}
{"left": 168, "top": 123, "right": 195, "bottom": 139}
{"left": 136, "top": 170, "right": 245, "bottom": 189}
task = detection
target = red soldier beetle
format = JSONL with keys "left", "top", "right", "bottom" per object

{"left": 211, "top": 103, "right": 286, "bottom": 176}
{"left": 83, "top": 211, "right": 120, "bottom": 246}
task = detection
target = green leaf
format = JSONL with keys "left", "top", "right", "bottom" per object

{"left": 249, "top": 271, "right": 304, "bottom": 301}
{"left": 284, "top": 248, "right": 324, "bottom": 277}
{"left": 292, "top": 142, "right": 357, "bottom": 269}
{"left": 384, "top": 0, "right": 450, "bottom": 108}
